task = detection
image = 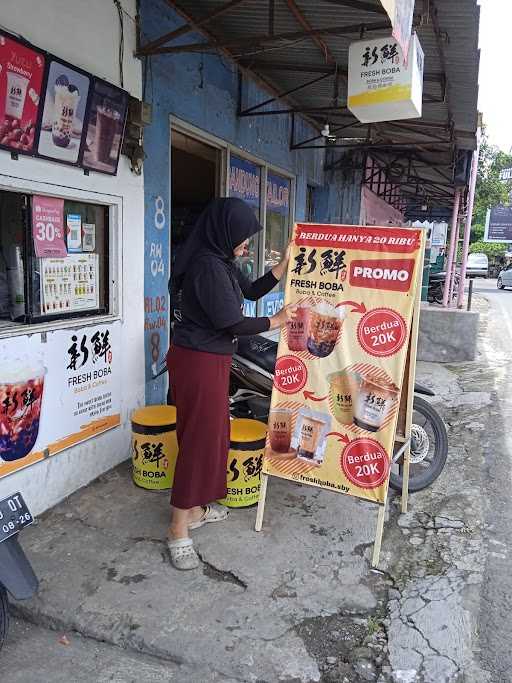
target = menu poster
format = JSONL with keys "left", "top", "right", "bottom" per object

{"left": 0, "top": 32, "right": 45, "bottom": 155}
{"left": 262, "top": 223, "right": 423, "bottom": 506}
{"left": 37, "top": 58, "right": 91, "bottom": 165}
{"left": 32, "top": 195, "right": 67, "bottom": 258}
{"left": 40, "top": 252, "right": 99, "bottom": 315}
{"left": 81, "top": 78, "right": 128, "bottom": 175}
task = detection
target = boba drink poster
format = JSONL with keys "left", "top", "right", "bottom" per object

{"left": 81, "top": 79, "right": 128, "bottom": 175}
{"left": 0, "top": 32, "right": 45, "bottom": 155}
{"left": 0, "top": 322, "right": 121, "bottom": 480}
{"left": 263, "top": 223, "right": 424, "bottom": 505}
{"left": 37, "top": 59, "right": 91, "bottom": 164}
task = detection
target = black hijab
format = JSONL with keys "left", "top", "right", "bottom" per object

{"left": 173, "top": 198, "right": 262, "bottom": 289}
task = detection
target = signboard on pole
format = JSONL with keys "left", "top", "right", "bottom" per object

{"left": 348, "top": 33, "right": 424, "bottom": 124}
{"left": 260, "top": 223, "right": 423, "bottom": 507}
{"left": 379, "top": 0, "right": 415, "bottom": 61}
{"left": 0, "top": 322, "right": 121, "bottom": 480}
{"left": 485, "top": 206, "right": 512, "bottom": 243}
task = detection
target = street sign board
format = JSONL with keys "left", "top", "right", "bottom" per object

{"left": 485, "top": 206, "right": 512, "bottom": 243}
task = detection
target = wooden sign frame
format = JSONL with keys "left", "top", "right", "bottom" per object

{"left": 256, "top": 231, "right": 426, "bottom": 569}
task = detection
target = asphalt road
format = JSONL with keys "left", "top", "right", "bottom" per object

{"left": 470, "top": 278, "right": 512, "bottom": 682}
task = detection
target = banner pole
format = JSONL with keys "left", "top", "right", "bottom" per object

{"left": 401, "top": 233, "right": 425, "bottom": 513}
{"left": 371, "top": 498, "right": 387, "bottom": 568}
{"left": 255, "top": 473, "right": 269, "bottom": 532}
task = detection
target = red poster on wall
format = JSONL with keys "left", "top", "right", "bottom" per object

{"left": 0, "top": 33, "right": 45, "bottom": 155}
{"left": 32, "top": 196, "right": 67, "bottom": 258}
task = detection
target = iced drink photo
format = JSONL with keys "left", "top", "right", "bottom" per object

{"left": 94, "top": 105, "right": 120, "bottom": 164}
{"left": 268, "top": 408, "right": 292, "bottom": 453}
{"left": 286, "top": 305, "right": 311, "bottom": 352}
{"left": 0, "top": 364, "right": 45, "bottom": 462}
{"left": 328, "top": 370, "right": 361, "bottom": 426}
{"left": 52, "top": 76, "right": 80, "bottom": 148}
{"left": 353, "top": 376, "right": 399, "bottom": 432}
{"left": 5, "top": 71, "right": 29, "bottom": 120}
{"left": 296, "top": 415, "right": 325, "bottom": 462}
{"left": 307, "top": 302, "right": 347, "bottom": 358}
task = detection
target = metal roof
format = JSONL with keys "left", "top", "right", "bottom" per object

{"left": 141, "top": 0, "right": 480, "bottom": 214}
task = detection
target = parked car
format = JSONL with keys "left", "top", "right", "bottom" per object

{"left": 465, "top": 252, "right": 489, "bottom": 278}
{"left": 497, "top": 264, "right": 512, "bottom": 290}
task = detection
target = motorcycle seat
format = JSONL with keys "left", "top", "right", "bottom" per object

{"left": 236, "top": 335, "right": 278, "bottom": 374}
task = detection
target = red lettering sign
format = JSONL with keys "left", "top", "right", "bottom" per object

{"left": 349, "top": 258, "right": 415, "bottom": 292}
{"left": 295, "top": 224, "right": 421, "bottom": 254}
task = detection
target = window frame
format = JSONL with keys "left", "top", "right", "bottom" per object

{"left": 0, "top": 173, "right": 122, "bottom": 340}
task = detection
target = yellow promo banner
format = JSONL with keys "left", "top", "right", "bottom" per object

{"left": 262, "top": 223, "right": 425, "bottom": 506}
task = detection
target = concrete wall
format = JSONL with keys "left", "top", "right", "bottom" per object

{"left": 0, "top": 0, "right": 144, "bottom": 515}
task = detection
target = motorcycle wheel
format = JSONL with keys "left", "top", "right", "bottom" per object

{"left": 389, "top": 396, "right": 448, "bottom": 493}
{"left": 0, "top": 585, "right": 8, "bottom": 651}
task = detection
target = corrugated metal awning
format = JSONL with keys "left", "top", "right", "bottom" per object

{"left": 141, "top": 0, "right": 480, "bottom": 213}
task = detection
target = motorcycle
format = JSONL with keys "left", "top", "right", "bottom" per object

{"left": 156, "top": 333, "right": 448, "bottom": 494}
{"left": 229, "top": 335, "right": 448, "bottom": 493}
{"left": 428, "top": 271, "right": 460, "bottom": 305}
{"left": 0, "top": 492, "right": 39, "bottom": 650}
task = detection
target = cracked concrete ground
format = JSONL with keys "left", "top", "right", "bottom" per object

{"left": 2, "top": 286, "right": 508, "bottom": 682}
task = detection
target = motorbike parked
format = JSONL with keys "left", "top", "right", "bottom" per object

{"left": 428, "top": 271, "right": 460, "bottom": 305}
{"left": 155, "top": 331, "right": 449, "bottom": 493}
{"left": 229, "top": 335, "right": 448, "bottom": 493}
{"left": 0, "top": 492, "right": 38, "bottom": 650}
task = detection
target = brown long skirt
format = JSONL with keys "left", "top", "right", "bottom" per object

{"left": 167, "top": 344, "right": 231, "bottom": 509}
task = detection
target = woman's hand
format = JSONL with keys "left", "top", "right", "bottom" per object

{"left": 272, "top": 239, "right": 295, "bottom": 281}
{"left": 269, "top": 304, "right": 297, "bottom": 330}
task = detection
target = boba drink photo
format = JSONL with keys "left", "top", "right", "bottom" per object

{"left": 293, "top": 408, "right": 331, "bottom": 466}
{"left": 268, "top": 408, "right": 293, "bottom": 454}
{"left": 286, "top": 305, "right": 311, "bottom": 352}
{"left": 353, "top": 375, "right": 399, "bottom": 432}
{"left": 82, "top": 80, "right": 128, "bottom": 174}
{"left": 0, "top": 364, "right": 45, "bottom": 462}
{"left": 37, "top": 60, "right": 90, "bottom": 164}
{"left": 307, "top": 302, "right": 347, "bottom": 358}
{"left": 328, "top": 369, "right": 361, "bottom": 426}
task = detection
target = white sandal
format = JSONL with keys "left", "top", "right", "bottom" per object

{"left": 167, "top": 537, "right": 200, "bottom": 570}
{"left": 188, "top": 504, "right": 229, "bottom": 530}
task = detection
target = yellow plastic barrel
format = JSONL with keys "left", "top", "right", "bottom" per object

{"left": 219, "top": 418, "right": 267, "bottom": 508}
{"left": 131, "top": 405, "right": 178, "bottom": 490}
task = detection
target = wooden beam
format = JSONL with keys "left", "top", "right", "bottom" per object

{"left": 138, "top": 0, "right": 246, "bottom": 55}
{"left": 143, "top": 21, "right": 391, "bottom": 55}
{"left": 285, "top": 0, "right": 335, "bottom": 65}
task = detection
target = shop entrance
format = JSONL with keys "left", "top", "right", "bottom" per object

{"left": 170, "top": 129, "right": 222, "bottom": 271}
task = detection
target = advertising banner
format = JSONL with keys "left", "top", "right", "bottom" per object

{"left": 229, "top": 155, "right": 261, "bottom": 211}
{"left": 348, "top": 33, "right": 423, "bottom": 124}
{"left": 0, "top": 32, "right": 45, "bottom": 155}
{"left": 379, "top": 0, "right": 415, "bottom": 61}
{"left": 81, "top": 79, "right": 128, "bottom": 175}
{"left": 32, "top": 196, "right": 67, "bottom": 258}
{"left": 37, "top": 58, "right": 91, "bottom": 165}
{"left": 0, "top": 321, "right": 121, "bottom": 480}
{"left": 262, "top": 223, "right": 423, "bottom": 505}
{"left": 485, "top": 206, "right": 512, "bottom": 243}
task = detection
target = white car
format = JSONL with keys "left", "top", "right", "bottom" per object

{"left": 497, "top": 264, "right": 512, "bottom": 290}
{"left": 466, "top": 252, "right": 489, "bottom": 278}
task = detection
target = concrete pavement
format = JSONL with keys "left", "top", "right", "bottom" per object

{"left": 1, "top": 286, "right": 509, "bottom": 682}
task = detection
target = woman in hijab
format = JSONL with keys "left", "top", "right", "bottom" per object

{"left": 167, "top": 198, "right": 295, "bottom": 570}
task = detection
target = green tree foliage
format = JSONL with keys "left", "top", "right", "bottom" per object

{"left": 471, "top": 133, "right": 512, "bottom": 243}
{"left": 469, "top": 240, "right": 507, "bottom": 257}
